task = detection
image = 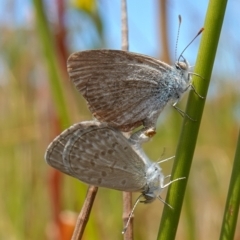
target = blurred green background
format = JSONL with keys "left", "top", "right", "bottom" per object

{"left": 0, "top": 0, "right": 239, "bottom": 239}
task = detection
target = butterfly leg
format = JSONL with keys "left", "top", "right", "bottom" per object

{"left": 172, "top": 102, "right": 196, "bottom": 121}
{"left": 161, "top": 177, "right": 186, "bottom": 188}
{"left": 190, "top": 84, "right": 204, "bottom": 99}
{"left": 183, "top": 83, "right": 204, "bottom": 99}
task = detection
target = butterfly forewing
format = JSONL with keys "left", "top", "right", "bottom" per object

{"left": 67, "top": 50, "right": 173, "bottom": 131}
{"left": 62, "top": 122, "right": 147, "bottom": 192}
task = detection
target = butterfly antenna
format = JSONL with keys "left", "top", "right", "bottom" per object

{"left": 175, "top": 15, "right": 182, "bottom": 62}
{"left": 122, "top": 194, "right": 142, "bottom": 234}
{"left": 178, "top": 27, "right": 204, "bottom": 63}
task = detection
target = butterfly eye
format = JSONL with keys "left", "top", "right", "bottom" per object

{"left": 175, "top": 63, "right": 180, "bottom": 70}
{"left": 178, "top": 62, "right": 187, "bottom": 70}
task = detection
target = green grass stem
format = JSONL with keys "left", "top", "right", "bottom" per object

{"left": 157, "top": 0, "right": 228, "bottom": 239}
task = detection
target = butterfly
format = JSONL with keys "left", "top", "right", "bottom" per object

{"left": 45, "top": 121, "right": 184, "bottom": 232}
{"left": 67, "top": 38, "right": 203, "bottom": 136}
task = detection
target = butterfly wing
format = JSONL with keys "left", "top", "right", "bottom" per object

{"left": 67, "top": 50, "right": 172, "bottom": 131}
{"left": 45, "top": 121, "right": 147, "bottom": 192}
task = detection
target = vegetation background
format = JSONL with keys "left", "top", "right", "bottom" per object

{"left": 0, "top": 0, "right": 239, "bottom": 239}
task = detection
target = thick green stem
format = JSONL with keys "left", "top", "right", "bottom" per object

{"left": 157, "top": 0, "right": 228, "bottom": 239}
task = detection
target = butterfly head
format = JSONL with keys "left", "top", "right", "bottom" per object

{"left": 141, "top": 163, "right": 165, "bottom": 204}
{"left": 175, "top": 58, "right": 191, "bottom": 83}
